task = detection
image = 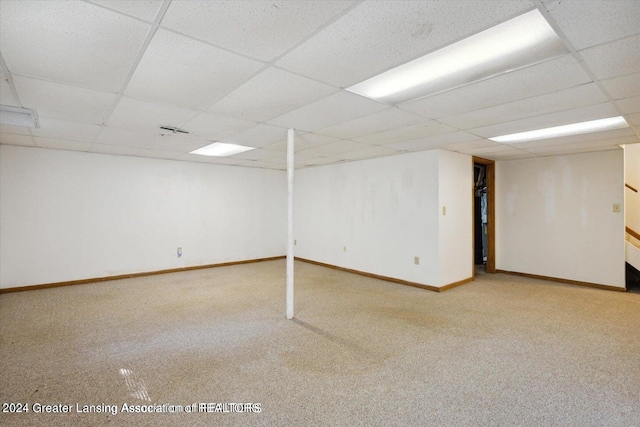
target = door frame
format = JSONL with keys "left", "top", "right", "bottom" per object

{"left": 473, "top": 157, "right": 495, "bottom": 273}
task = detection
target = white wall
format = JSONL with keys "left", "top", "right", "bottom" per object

{"left": 625, "top": 143, "right": 640, "bottom": 238}
{"left": 496, "top": 150, "right": 625, "bottom": 288}
{"left": 0, "top": 145, "right": 286, "bottom": 288}
{"left": 438, "top": 150, "right": 473, "bottom": 285}
{"left": 295, "top": 150, "right": 440, "bottom": 285}
{"left": 295, "top": 149, "right": 473, "bottom": 287}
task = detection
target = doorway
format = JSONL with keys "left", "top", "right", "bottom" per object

{"left": 473, "top": 157, "right": 495, "bottom": 274}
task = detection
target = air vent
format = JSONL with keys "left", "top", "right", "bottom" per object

{"left": 159, "top": 126, "right": 191, "bottom": 135}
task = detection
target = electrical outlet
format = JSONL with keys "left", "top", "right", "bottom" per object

{"left": 414, "top": 256, "right": 420, "bottom": 265}
{"left": 442, "top": 206, "right": 447, "bottom": 215}
{"left": 343, "top": 246, "right": 347, "bottom": 252}
{"left": 177, "top": 247, "right": 182, "bottom": 257}
{"left": 294, "top": 240, "right": 297, "bottom": 245}
{"left": 613, "top": 203, "right": 621, "bottom": 213}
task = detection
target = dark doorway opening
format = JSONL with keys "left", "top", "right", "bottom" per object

{"left": 474, "top": 163, "right": 488, "bottom": 267}
{"left": 473, "top": 157, "right": 495, "bottom": 274}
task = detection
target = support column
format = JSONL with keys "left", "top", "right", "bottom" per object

{"left": 286, "top": 128, "right": 294, "bottom": 320}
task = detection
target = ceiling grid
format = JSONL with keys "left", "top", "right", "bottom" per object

{"left": 0, "top": 0, "right": 638, "bottom": 168}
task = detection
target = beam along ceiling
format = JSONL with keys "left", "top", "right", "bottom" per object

{"left": 1, "top": 0, "right": 639, "bottom": 169}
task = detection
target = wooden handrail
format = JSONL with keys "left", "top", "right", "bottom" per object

{"left": 626, "top": 183, "right": 638, "bottom": 193}
{"left": 627, "top": 226, "right": 640, "bottom": 242}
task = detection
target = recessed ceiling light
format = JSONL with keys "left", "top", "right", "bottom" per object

{"left": 489, "top": 116, "right": 629, "bottom": 143}
{"left": 190, "top": 142, "right": 255, "bottom": 157}
{"left": 0, "top": 105, "right": 39, "bottom": 128}
{"left": 346, "top": 9, "right": 568, "bottom": 105}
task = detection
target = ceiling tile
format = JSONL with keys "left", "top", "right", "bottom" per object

{"left": 91, "top": 0, "right": 164, "bottom": 21}
{"left": 261, "top": 151, "right": 288, "bottom": 164}
{"left": 177, "top": 153, "right": 250, "bottom": 166}
{"left": 277, "top": 0, "right": 534, "bottom": 87}
{"left": 220, "top": 124, "right": 288, "bottom": 148}
{"left": 148, "top": 134, "right": 212, "bottom": 153}
{"left": 464, "top": 145, "right": 525, "bottom": 155}
{"left": 182, "top": 112, "right": 256, "bottom": 140}
{"left": 173, "top": 153, "right": 220, "bottom": 164}
{"left": 580, "top": 34, "right": 640, "bottom": 80}
{"left": 315, "top": 108, "right": 425, "bottom": 140}
{"left": 617, "top": 96, "right": 640, "bottom": 114}
{"left": 207, "top": 67, "right": 337, "bottom": 122}
{"left": 0, "top": 77, "right": 19, "bottom": 106}
{"left": 294, "top": 153, "right": 342, "bottom": 167}
{"left": 267, "top": 91, "right": 389, "bottom": 132}
{"left": 325, "top": 144, "right": 403, "bottom": 161}
{"left": 0, "top": 0, "right": 150, "bottom": 92}
{"left": 484, "top": 151, "right": 537, "bottom": 161}
{"left": 298, "top": 140, "right": 373, "bottom": 157}
{"left": 0, "top": 124, "right": 31, "bottom": 135}
{"left": 543, "top": 0, "right": 640, "bottom": 50}
{"left": 443, "top": 139, "right": 501, "bottom": 152}
{"left": 32, "top": 117, "right": 103, "bottom": 143}
{"left": 230, "top": 148, "right": 283, "bottom": 161}
{"left": 601, "top": 73, "right": 640, "bottom": 99}
{"left": 228, "top": 159, "right": 264, "bottom": 168}
{"left": 125, "top": 29, "right": 264, "bottom": 110}
{"left": 89, "top": 143, "right": 141, "bottom": 156}
{"left": 527, "top": 135, "right": 639, "bottom": 155}
{"left": 545, "top": 146, "right": 622, "bottom": 156}
{"left": 0, "top": 133, "right": 35, "bottom": 146}
{"left": 627, "top": 113, "right": 640, "bottom": 126}
{"left": 108, "top": 96, "right": 200, "bottom": 133}
{"left": 162, "top": 1, "right": 355, "bottom": 62}
{"left": 387, "top": 131, "right": 479, "bottom": 151}
{"left": 13, "top": 76, "right": 118, "bottom": 125}
{"left": 353, "top": 122, "right": 456, "bottom": 145}
{"left": 439, "top": 83, "right": 607, "bottom": 130}
{"left": 400, "top": 55, "right": 591, "bottom": 119}
{"left": 262, "top": 132, "right": 343, "bottom": 152}
{"left": 253, "top": 154, "right": 285, "bottom": 165}
{"left": 34, "top": 137, "right": 92, "bottom": 152}
{"left": 135, "top": 149, "right": 182, "bottom": 160}
{"left": 510, "top": 127, "right": 637, "bottom": 149}
{"left": 94, "top": 126, "right": 158, "bottom": 148}
{"left": 469, "top": 102, "right": 620, "bottom": 138}
{"left": 240, "top": 160, "right": 286, "bottom": 170}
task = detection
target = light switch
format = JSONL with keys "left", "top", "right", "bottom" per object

{"left": 613, "top": 203, "right": 621, "bottom": 213}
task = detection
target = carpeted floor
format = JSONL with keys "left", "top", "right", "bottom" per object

{"left": 1, "top": 259, "right": 639, "bottom": 426}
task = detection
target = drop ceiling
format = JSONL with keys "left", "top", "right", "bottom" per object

{"left": 0, "top": 0, "right": 638, "bottom": 170}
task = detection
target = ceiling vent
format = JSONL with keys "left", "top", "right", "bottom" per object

{"left": 159, "top": 125, "right": 191, "bottom": 135}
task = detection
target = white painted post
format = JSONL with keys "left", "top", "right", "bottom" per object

{"left": 286, "top": 128, "right": 295, "bottom": 320}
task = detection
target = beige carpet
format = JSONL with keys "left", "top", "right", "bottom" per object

{"left": 1, "top": 259, "right": 639, "bottom": 426}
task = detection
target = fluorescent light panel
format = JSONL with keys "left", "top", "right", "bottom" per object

{"left": 0, "top": 105, "right": 39, "bottom": 128}
{"left": 346, "top": 9, "right": 568, "bottom": 105}
{"left": 489, "top": 116, "right": 629, "bottom": 143}
{"left": 190, "top": 142, "right": 255, "bottom": 157}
